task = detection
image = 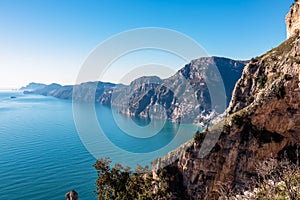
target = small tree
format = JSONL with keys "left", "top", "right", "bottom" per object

{"left": 94, "top": 158, "right": 171, "bottom": 200}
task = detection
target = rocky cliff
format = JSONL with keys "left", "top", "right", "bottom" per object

{"left": 286, "top": 0, "right": 300, "bottom": 39}
{"left": 152, "top": 5, "right": 300, "bottom": 200}
{"left": 114, "top": 57, "right": 246, "bottom": 124}
{"left": 228, "top": 35, "right": 300, "bottom": 133}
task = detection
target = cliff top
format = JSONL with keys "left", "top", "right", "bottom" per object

{"left": 286, "top": 0, "right": 300, "bottom": 38}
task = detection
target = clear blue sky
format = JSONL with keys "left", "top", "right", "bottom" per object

{"left": 0, "top": 0, "right": 294, "bottom": 88}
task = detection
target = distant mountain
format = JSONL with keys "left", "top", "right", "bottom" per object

{"left": 31, "top": 83, "right": 62, "bottom": 96}
{"left": 21, "top": 56, "right": 246, "bottom": 125}
{"left": 22, "top": 81, "right": 117, "bottom": 101}
{"left": 20, "top": 82, "right": 46, "bottom": 91}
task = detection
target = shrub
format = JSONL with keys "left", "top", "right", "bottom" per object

{"left": 193, "top": 130, "right": 206, "bottom": 145}
{"left": 94, "top": 158, "right": 170, "bottom": 200}
{"left": 256, "top": 74, "right": 267, "bottom": 89}
{"left": 251, "top": 57, "right": 259, "bottom": 63}
{"left": 275, "top": 84, "right": 286, "bottom": 99}
{"left": 231, "top": 110, "right": 249, "bottom": 127}
{"left": 222, "top": 123, "right": 231, "bottom": 134}
{"left": 248, "top": 63, "right": 256, "bottom": 69}
{"left": 247, "top": 96, "right": 254, "bottom": 105}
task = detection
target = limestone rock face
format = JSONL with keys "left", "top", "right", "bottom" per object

{"left": 228, "top": 35, "right": 300, "bottom": 135}
{"left": 286, "top": 0, "right": 300, "bottom": 39}
{"left": 152, "top": 8, "right": 300, "bottom": 199}
{"left": 114, "top": 57, "right": 246, "bottom": 124}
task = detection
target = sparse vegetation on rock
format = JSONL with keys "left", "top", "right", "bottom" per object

{"left": 151, "top": 3, "right": 300, "bottom": 199}
{"left": 275, "top": 84, "right": 286, "bottom": 99}
{"left": 218, "top": 156, "right": 300, "bottom": 200}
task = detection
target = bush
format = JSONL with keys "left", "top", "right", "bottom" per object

{"left": 256, "top": 74, "right": 267, "bottom": 89}
{"left": 231, "top": 110, "right": 249, "bottom": 127}
{"left": 94, "top": 158, "right": 170, "bottom": 200}
{"left": 248, "top": 63, "right": 256, "bottom": 69}
{"left": 193, "top": 130, "right": 207, "bottom": 145}
{"left": 247, "top": 96, "right": 254, "bottom": 105}
{"left": 222, "top": 123, "right": 231, "bottom": 134}
{"left": 275, "top": 84, "right": 286, "bottom": 99}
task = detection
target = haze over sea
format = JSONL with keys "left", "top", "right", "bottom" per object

{"left": 0, "top": 91, "right": 199, "bottom": 200}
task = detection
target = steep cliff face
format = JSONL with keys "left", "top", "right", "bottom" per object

{"left": 153, "top": 7, "right": 300, "bottom": 200}
{"left": 286, "top": 0, "right": 300, "bottom": 39}
{"left": 116, "top": 57, "right": 246, "bottom": 124}
{"left": 228, "top": 35, "right": 300, "bottom": 135}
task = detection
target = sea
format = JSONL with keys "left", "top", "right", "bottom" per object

{"left": 0, "top": 91, "right": 200, "bottom": 200}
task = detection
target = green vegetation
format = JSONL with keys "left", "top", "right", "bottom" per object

{"left": 231, "top": 110, "right": 249, "bottom": 127}
{"left": 221, "top": 119, "right": 231, "bottom": 134}
{"left": 94, "top": 158, "right": 170, "bottom": 200}
{"left": 291, "top": 56, "right": 300, "bottom": 64}
{"left": 272, "top": 36, "right": 295, "bottom": 56}
{"left": 251, "top": 57, "right": 259, "bottom": 63}
{"left": 275, "top": 84, "right": 286, "bottom": 99}
{"left": 258, "top": 35, "right": 299, "bottom": 67}
{"left": 247, "top": 96, "right": 254, "bottom": 105}
{"left": 256, "top": 73, "right": 268, "bottom": 89}
{"left": 193, "top": 130, "right": 207, "bottom": 145}
{"left": 248, "top": 63, "right": 257, "bottom": 69}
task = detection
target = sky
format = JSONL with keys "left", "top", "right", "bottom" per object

{"left": 0, "top": 0, "right": 294, "bottom": 89}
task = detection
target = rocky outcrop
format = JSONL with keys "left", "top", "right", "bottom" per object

{"left": 152, "top": 6, "right": 300, "bottom": 199}
{"left": 65, "top": 190, "right": 78, "bottom": 200}
{"left": 228, "top": 35, "right": 300, "bottom": 134}
{"left": 286, "top": 0, "right": 300, "bottom": 39}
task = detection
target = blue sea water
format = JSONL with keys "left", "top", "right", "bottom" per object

{"left": 0, "top": 92, "right": 200, "bottom": 200}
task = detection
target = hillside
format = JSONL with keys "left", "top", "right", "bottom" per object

{"left": 152, "top": 2, "right": 300, "bottom": 199}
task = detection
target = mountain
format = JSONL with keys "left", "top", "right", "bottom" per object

{"left": 152, "top": 3, "right": 300, "bottom": 199}
{"left": 21, "top": 57, "right": 246, "bottom": 125}
{"left": 20, "top": 82, "right": 46, "bottom": 91}
{"left": 22, "top": 81, "right": 117, "bottom": 101}
{"left": 114, "top": 57, "right": 246, "bottom": 124}
{"left": 28, "top": 83, "right": 62, "bottom": 96}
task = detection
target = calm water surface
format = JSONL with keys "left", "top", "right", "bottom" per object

{"left": 0, "top": 92, "right": 199, "bottom": 200}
